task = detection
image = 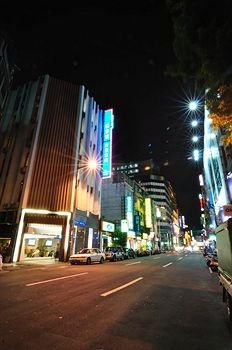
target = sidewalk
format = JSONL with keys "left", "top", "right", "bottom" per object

{"left": 0, "top": 257, "right": 61, "bottom": 272}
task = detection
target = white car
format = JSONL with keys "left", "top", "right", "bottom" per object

{"left": 69, "top": 248, "right": 105, "bottom": 265}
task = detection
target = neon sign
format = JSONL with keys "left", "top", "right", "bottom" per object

{"left": 102, "top": 109, "right": 114, "bottom": 178}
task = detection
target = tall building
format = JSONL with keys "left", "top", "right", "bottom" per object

{"left": 0, "top": 37, "right": 14, "bottom": 120}
{"left": 0, "top": 75, "right": 113, "bottom": 262}
{"left": 203, "top": 105, "right": 231, "bottom": 229}
{"left": 113, "top": 159, "right": 179, "bottom": 249}
{"left": 101, "top": 171, "right": 154, "bottom": 251}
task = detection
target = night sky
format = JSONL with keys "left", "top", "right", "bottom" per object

{"left": 0, "top": 2, "right": 203, "bottom": 228}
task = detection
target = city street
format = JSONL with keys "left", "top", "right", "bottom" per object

{"left": 1, "top": 251, "right": 232, "bottom": 350}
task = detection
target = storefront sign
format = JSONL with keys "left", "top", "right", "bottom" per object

{"left": 102, "top": 109, "right": 114, "bottom": 178}
{"left": 101, "top": 221, "right": 115, "bottom": 232}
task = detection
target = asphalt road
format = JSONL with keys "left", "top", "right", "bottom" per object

{"left": 1, "top": 252, "right": 232, "bottom": 350}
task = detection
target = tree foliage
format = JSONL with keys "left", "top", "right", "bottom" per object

{"left": 111, "top": 229, "right": 127, "bottom": 248}
{"left": 166, "top": 0, "right": 232, "bottom": 144}
{"left": 206, "top": 84, "right": 232, "bottom": 144}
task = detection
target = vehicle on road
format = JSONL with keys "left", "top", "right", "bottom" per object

{"left": 104, "top": 246, "right": 124, "bottom": 261}
{"left": 215, "top": 218, "right": 232, "bottom": 322}
{"left": 69, "top": 248, "right": 105, "bottom": 265}
{"left": 205, "top": 251, "right": 218, "bottom": 272}
{"left": 124, "top": 248, "right": 136, "bottom": 259}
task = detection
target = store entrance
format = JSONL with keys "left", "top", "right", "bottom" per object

{"left": 21, "top": 223, "right": 62, "bottom": 261}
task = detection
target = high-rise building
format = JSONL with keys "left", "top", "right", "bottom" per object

{"left": 113, "top": 159, "right": 179, "bottom": 249}
{"left": 101, "top": 171, "right": 155, "bottom": 251}
{"left": 0, "top": 37, "right": 14, "bottom": 120}
{"left": 0, "top": 75, "right": 113, "bottom": 262}
{"left": 203, "top": 105, "right": 231, "bottom": 229}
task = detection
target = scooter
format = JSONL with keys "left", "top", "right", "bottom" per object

{"left": 206, "top": 252, "right": 218, "bottom": 272}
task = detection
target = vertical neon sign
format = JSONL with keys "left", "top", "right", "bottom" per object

{"left": 102, "top": 109, "right": 114, "bottom": 178}
{"left": 145, "top": 198, "right": 152, "bottom": 228}
{"left": 126, "top": 196, "right": 133, "bottom": 230}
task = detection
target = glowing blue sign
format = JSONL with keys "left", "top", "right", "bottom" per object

{"left": 74, "top": 220, "right": 86, "bottom": 227}
{"left": 102, "top": 109, "right": 114, "bottom": 178}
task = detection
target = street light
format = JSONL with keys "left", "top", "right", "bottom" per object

{"left": 188, "top": 101, "right": 198, "bottom": 111}
{"left": 77, "top": 156, "right": 100, "bottom": 172}
{"left": 88, "top": 159, "right": 98, "bottom": 171}
{"left": 192, "top": 135, "right": 199, "bottom": 143}
{"left": 191, "top": 120, "right": 198, "bottom": 127}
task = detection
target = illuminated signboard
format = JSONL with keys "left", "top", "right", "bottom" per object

{"left": 102, "top": 109, "right": 114, "bottom": 178}
{"left": 145, "top": 198, "right": 152, "bottom": 228}
{"left": 121, "top": 219, "right": 128, "bottom": 233}
{"left": 101, "top": 221, "right": 115, "bottom": 232}
{"left": 126, "top": 196, "right": 133, "bottom": 230}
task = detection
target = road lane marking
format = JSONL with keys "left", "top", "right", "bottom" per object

{"left": 163, "top": 262, "right": 173, "bottom": 268}
{"left": 25, "top": 272, "right": 88, "bottom": 286}
{"left": 153, "top": 257, "right": 161, "bottom": 260}
{"left": 177, "top": 257, "right": 183, "bottom": 261}
{"left": 125, "top": 261, "right": 141, "bottom": 266}
{"left": 100, "top": 277, "right": 143, "bottom": 297}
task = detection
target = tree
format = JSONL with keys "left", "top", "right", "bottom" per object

{"left": 206, "top": 84, "right": 232, "bottom": 144}
{"left": 166, "top": 0, "right": 232, "bottom": 144}
{"left": 111, "top": 229, "right": 127, "bottom": 248}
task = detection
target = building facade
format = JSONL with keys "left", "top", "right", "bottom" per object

{"left": 203, "top": 105, "right": 232, "bottom": 231}
{"left": 112, "top": 159, "right": 179, "bottom": 249}
{"left": 0, "top": 75, "right": 111, "bottom": 262}
{"left": 0, "top": 37, "right": 14, "bottom": 120}
{"left": 101, "top": 171, "right": 155, "bottom": 251}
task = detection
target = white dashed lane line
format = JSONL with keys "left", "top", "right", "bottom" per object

{"left": 125, "top": 261, "right": 141, "bottom": 266}
{"left": 25, "top": 272, "right": 88, "bottom": 287}
{"left": 100, "top": 277, "right": 143, "bottom": 297}
{"left": 163, "top": 262, "right": 173, "bottom": 268}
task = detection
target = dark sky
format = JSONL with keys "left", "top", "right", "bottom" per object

{"left": 0, "top": 2, "right": 203, "bottom": 229}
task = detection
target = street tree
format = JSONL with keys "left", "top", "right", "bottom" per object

{"left": 166, "top": 0, "right": 232, "bottom": 144}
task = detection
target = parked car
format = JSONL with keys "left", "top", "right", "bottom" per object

{"left": 124, "top": 248, "right": 136, "bottom": 259}
{"left": 104, "top": 246, "right": 124, "bottom": 261}
{"left": 69, "top": 248, "right": 105, "bottom": 265}
{"left": 136, "top": 249, "right": 151, "bottom": 257}
{"left": 151, "top": 248, "right": 161, "bottom": 255}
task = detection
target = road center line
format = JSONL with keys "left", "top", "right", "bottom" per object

{"left": 125, "top": 261, "right": 141, "bottom": 266}
{"left": 178, "top": 257, "right": 183, "bottom": 260}
{"left": 153, "top": 257, "right": 161, "bottom": 260}
{"left": 100, "top": 277, "right": 143, "bottom": 297}
{"left": 163, "top": 262, "right": 173, "bottom": 268}
{"left": 25, "top": 272, "right": 88, "bottom": 286}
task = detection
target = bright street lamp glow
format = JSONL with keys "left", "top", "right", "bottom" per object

{"left": 193, "top": 149, "right": 199, "bottom": 161}
{"left": 189, "top": 101, "right": 198, "bottom": 111}
{"left": 192, "top": 136, "right": 199, "bottom": 142}
{"left": 88, "top": 159, "right": 98, "bottom": 170}
{"left": 191, "top": 120, "right": 198, "bottom": 127}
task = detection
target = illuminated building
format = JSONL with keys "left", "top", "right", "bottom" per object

{"left": 101, "top": 171, "right": 154, "bottom": 251}
{"left": 0, "top": 75, "right": 112, "bottom": 262}
{"left": 113, "top": 159, "right": 179, "bottom": 249}
{"left": 203, "top": 105, "right": 231, "bottom": 227}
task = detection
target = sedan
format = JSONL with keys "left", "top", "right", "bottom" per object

{"left": 69, "top": 248, "right": 105, "bottom": 265}
{"left": 124, "top": 248, "right": 136, "bottom": 259}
